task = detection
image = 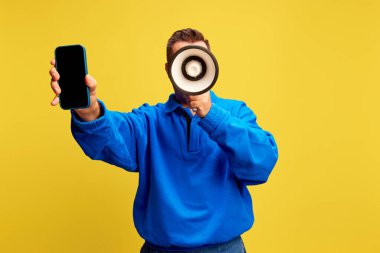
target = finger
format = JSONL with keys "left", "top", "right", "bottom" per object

{"left": 49, "top": 67, "right": 60, "bottom": 81}
{"left": 187, "top": 95, "right": 199, "bottom": 102}
{"left": 188, "top": 94, "right": 206, "bottom": 101}
{"left": 189, "top": 101, "right": 201, "bottom": 109}
{"left": 188, "top": 92, "right": 211, "bottom": 102}
{"left": 85, "top": 74, "right": 97, "bottom": 92}
{"left": 51, "top": 80, "right": 61, "bottom": 95}
{"left": 50, "top": 58, "right": 56, "bottom": 66}
{"left": 51, "top": 95, "right": 60, "bottom": 106}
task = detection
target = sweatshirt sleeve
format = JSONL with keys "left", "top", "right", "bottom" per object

{"left": 70, "top": 99, "right": 147, "bottom": 172}
{"left": 198, "top": 102, "right": 279, "bottom": 185}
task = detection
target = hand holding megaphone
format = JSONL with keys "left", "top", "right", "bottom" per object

{"left": 168, "top": 45, "right": 218, "bottom": 117}
{"left": 185, "top": 92, "right": 212, "bottom": 118}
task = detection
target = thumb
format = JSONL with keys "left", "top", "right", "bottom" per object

{"left": 85, "top": 74, "right": 97, "bottom": 91}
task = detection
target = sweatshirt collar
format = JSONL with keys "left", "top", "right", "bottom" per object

{"left": 164, "top": 94, "right": 182, "bottom": 114}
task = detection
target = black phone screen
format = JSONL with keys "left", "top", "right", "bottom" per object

{"left": 55, "top": 45, "right": 90, "bottom": 110}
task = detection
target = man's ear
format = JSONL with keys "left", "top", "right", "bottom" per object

{"left": 165, "top": 62, "right": 169, "bottom": 75}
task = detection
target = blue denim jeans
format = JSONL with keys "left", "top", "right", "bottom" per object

{"left": 140, "top": 236, "right": 247, "bottom": 253}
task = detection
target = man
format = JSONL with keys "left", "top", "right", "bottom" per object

{"left": 49, "top": 28, "right": 278, "bottom": 253}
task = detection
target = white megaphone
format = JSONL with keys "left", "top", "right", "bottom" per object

{"left": 168, "top": 45, "right": 219, "bottom": 95}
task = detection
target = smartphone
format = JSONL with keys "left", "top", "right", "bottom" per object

{"left": 54, "top": 44, "right": 90, "bottom": 110}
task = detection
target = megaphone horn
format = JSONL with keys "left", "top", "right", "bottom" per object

{"left": 168, "top": 45, "right": 219, "bottom": 95}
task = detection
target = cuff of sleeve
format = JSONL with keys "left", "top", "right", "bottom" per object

{"left": 198, "top": 103, "right": 229, "bottom": 135}
{"left": 70, "top": 99, "right": 108, "bottom": 130}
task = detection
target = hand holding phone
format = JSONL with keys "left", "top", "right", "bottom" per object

{"left": 49, "top": 45, "right": 101, "bottom": 121}
{"left": 54, "top": 44, "right": 90, "bottom": 109}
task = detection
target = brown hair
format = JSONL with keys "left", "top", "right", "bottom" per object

{"left": 166, "top": 28, "right": 210, "bottom": 62}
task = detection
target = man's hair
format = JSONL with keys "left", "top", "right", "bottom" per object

{"left": 166, "top": 28, "right": 210, "bottom": 62}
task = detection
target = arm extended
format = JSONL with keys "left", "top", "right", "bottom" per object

{"left": 70, "top": 100, "right": 148, "bottom": 172}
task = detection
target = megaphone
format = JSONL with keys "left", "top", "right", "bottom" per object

{"left": 168, "top": 45, "right": 219, "bottom": 95}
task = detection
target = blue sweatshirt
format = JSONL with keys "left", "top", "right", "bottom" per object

{"left": 70, "top": 91, "right": 278, "bottom": 248}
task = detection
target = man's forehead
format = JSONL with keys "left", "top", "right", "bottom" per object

{"left": 171, "top": 41, "right": 208, "bottom": 54}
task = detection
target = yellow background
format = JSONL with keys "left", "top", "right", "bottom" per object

{"left": 0, "top": 0, "right": 379, "bottom": 252}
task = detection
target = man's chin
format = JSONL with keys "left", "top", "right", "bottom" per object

{"left": 173, "top": 90, "right": 187, "bottom": 105}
